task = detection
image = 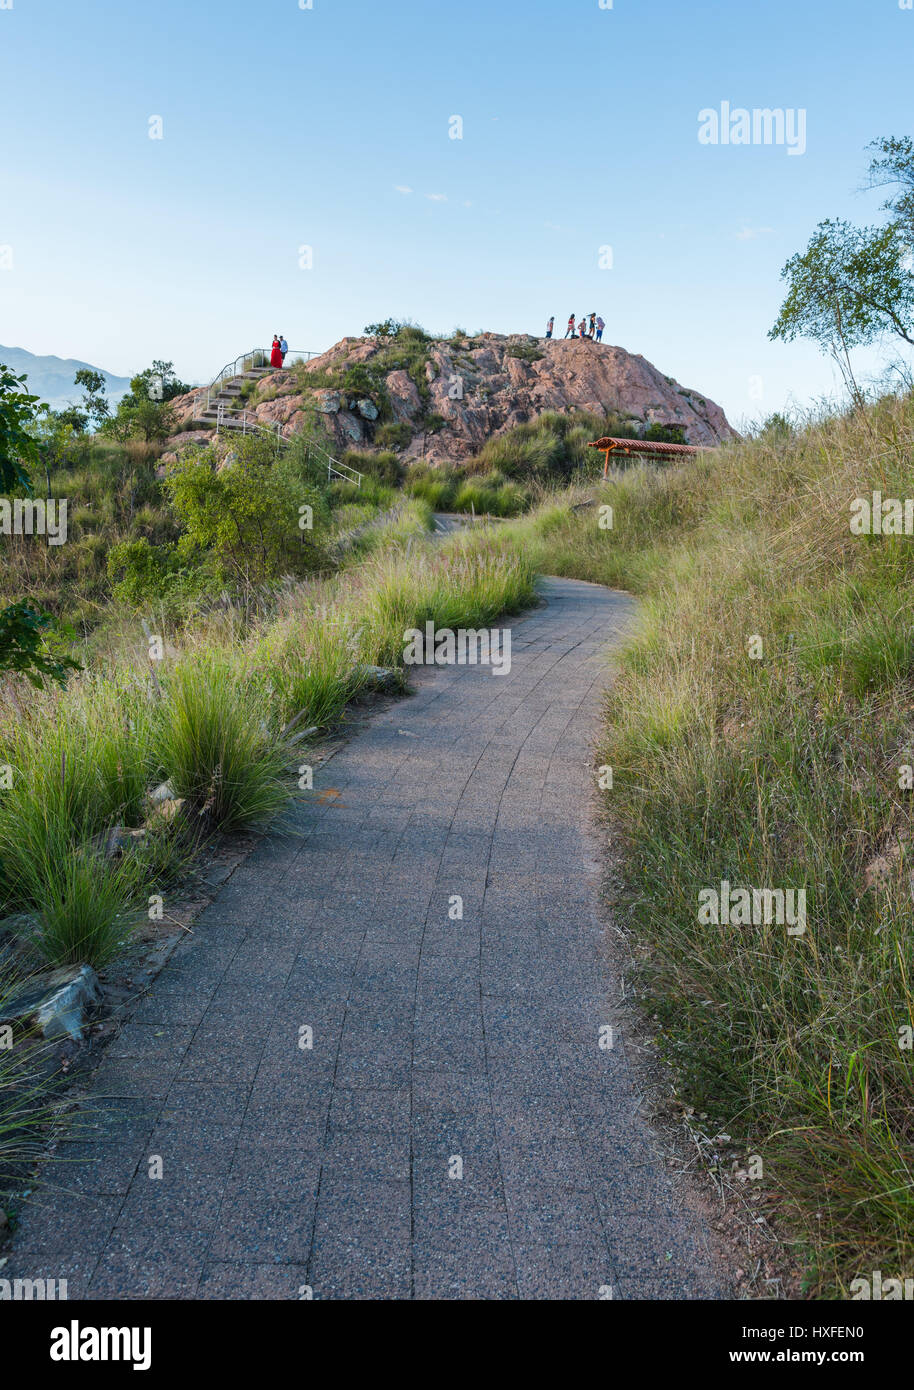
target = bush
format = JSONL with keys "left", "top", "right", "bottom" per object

{"left": 107, "top": 538, "right": 173, "bottom": 607}
{"left": 643, "top": 421, "right": 686, "bottom": 444}
{"left": 27, "top": 854, "right": 138, "bottom": 969}
{"left": 405, "top": 473, "right": 458, "bottom": 511}
{"left": 154, "top": 654, "right": 291, "bottom": 831}
{"left": 341, "top": 449, "right": 404, "bottom": 487}
{"left": 163, "top": 438, "right": 329, "bottom": 586}
{"left": 374, "top": 422, "right": 412, "bottom": 451}
{"left": 463, "top": 409, "right": 670, "bottom": 484}
{"left": 506, "top": 343, "right": 545, "bottom": 363}
{"left": 256, "top": 614, "right": 363, "bottom": 731}
{"left": 453, "top": 481, "right": 525, "bottom": 517}
{"left": 0, "top": 679, "right": 157, "bottom": 967}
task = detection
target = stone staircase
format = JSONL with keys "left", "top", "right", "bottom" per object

{"left": 193, "top": 365, "right": 277, "bottom": 433}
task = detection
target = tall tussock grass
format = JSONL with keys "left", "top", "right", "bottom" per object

{"left": 0, "top": 526, "right": 535, "bottom": 970}
{"left": 155, "top": 654, "right": 290, "bottom": 831}
{"left": 0, "top": 679, "right": 156, "bottom": 967}
{"left": 500, "top": 391, "right": 914, "bottom": 1295}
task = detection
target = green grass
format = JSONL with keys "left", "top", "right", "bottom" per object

{"left": 0, "top": 678, "right": 157, "bottom": 966}
{"left": 0, "top": 963, "right": 64, "bottom": 1192}
{"left": 495, "top": 389, "right": 914, "bottom": 1296}
{"left": 27, "top": 853, "right": 140, "bottom": 968}
{"left": 452, "top": 479, "right": 525, "bottom": 517}
{"left": 154, "top": 653, "right": 291, "bottom": 832}
{"left": 0, "top": 510, "right": 536, "bottom": 971}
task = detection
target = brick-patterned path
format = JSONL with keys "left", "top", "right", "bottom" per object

{"left": 8, "top": 577, "right": 724, "bottom": 1299}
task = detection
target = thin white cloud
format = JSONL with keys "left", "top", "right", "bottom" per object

{"left": 426, "top": 193, "right": 448, "bottom": 202}
{"left": 394, "top": 184, "right": 413, "bottom": 194}
{"left": 736, "top": 225, "right": 774, "bottom": 240}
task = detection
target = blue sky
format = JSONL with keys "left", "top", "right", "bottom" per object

{"left": 0, "top": 0, "right": 911, "bottom": 427}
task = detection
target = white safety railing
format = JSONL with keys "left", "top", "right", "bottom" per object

{"left": 306, "top": 438, "right": 363, "bottom": 488}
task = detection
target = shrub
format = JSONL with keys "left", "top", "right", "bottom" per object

{"left": 27, "top": 853, "right": 139, "bottom": 968}
{"left": 107, "top": 538, "right": 173, "bottom": 606}
{"left": 453, "top": 481, "right": 525, "bottom": 517}
{"left": 256, "top": 614, "right": 363, "bottom": 731}
{"left": 163, "top": 438, "right": 329, "bottom": 586}
{"left": 154, "top": 654, "right": 291, "bottom": 830}
{"left": 374, "top": 422, "right": 412, "bottom": 451}
{"left": 405, "top": 474, "right": 458, "bottom": 510}
{"left": 341, "top": 449, "right": 404, "bottom": 487}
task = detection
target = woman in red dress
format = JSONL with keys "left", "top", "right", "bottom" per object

{"left": 270, "top": 335, "right": 283, "bottom": 369}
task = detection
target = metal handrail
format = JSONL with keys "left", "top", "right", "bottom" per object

{"left": 306, "top": 438, "right": 363, "bottom": 488}
{"left": 212, "top": 408, "right": 363, "bottom": 490}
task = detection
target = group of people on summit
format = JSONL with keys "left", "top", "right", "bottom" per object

{"left": 544, "top": 312, "right": 605, "bottom": 342}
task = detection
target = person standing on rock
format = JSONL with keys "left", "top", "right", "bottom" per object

{"left": 270, "top": 336, "right": 283, "bottom": 369}
{"left": 280, "top": 335, "right": 289, "bottom": 364}
{"left": 545, "top": 316, "right": 554, "bottom": 339}
{"left": 578, "top": 317, "right": 588, "bottom": 339}
{"left": 564, "top": 314, "right": 576, "bottom": 339}
{"left": 588, "top": 312, "right": 597, "bottom": 339}
{"left": 595, "top": 314, "right": 605, "bottom": 343}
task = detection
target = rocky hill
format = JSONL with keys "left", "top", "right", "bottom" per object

{"left": 169, "top": 331, "right": 736, "bottom": 464}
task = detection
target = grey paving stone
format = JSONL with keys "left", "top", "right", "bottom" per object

{"left": 308, "top": 1177, "right": 411, "bottom": 1299}
{"left": 207, "top": 1198, "right": 316, "bottom": 1264}
{"left": 116, "top": 1169, "right": 225, "bottom": 1230}
{"left": 88, "top": 1227, "right": 212, "bottom": 1299}
{"left": 12, "top": 1191, "right": 122, "bottom": 1256}
{"left": 42, "top": 1141, "right": 142, "bottom": 1198}
{"left": 413, "top": 1207, "right": 518, "bottom": 1300}
{"left": 197, "top": 1262, "right": 312, "bottom": 1299}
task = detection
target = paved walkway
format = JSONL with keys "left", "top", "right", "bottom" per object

{"left": 9, "top": 577, "right": 724, "bottom": 1299}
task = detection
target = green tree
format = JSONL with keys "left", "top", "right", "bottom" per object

{"left": 101, "top": 359, "right": 187, "bottom": 445}
{"left": 771, "top": 138, "right": 914, "bottom": 405}
{"left": 128, "top": 393, "right": 176, "bottom": 444}
{"left": 867, "top": 134, "right": 914, "bottom": 237}
{"left": 163, "top": 438, "right": 327, "bottom": 586}
{"left": 771, "top": 218, "right": 914, "bottom": 352}
{"left": 0, "top": 365, "right": 41, "bottom": 493}
{"left": 0, "top": 365, "right": 80, "bottom": 686}
{"left": 73, "top": 367, "right": 110, "bottom": 428}
{"left": 33, "top": 407, "right": 87, "bottom": 473}
{"left": 121, "top": 360, "right": 189, "bottom": 406}
{"left": 49, "top": 404, "right": 89, "bottom": 434}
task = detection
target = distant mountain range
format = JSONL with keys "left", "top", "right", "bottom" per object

{"left": 0, "top": 345, "right": 132, "bottom": 412}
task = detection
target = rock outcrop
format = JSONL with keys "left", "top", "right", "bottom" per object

{"left": 168, "top": 332, "right": 736, "bottom": 465}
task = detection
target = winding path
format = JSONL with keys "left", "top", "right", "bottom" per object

{"left": 9, "top": 577, "right": 724, "bottom": 1299}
